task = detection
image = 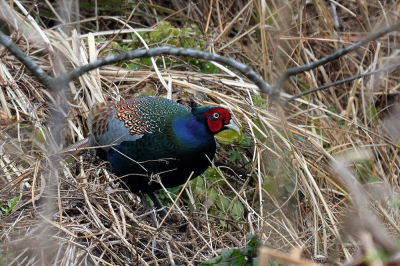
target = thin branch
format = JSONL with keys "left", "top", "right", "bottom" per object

{"left": 273, "top": 19, "right": 400, "bottom": 92}
{"left": 284, "top": 62, "right": 400, "bottom": 104}
{"left": 0, "top": 31, "right": 277, "bottom": 98}
{"left": 2, "top": 18, "right": 400, "bottom": 103}
{"left": 54, "top": 46, "right": 277, "bottom": 97}
{"left": 0, "top": 31, "right": 54, "bottom": 88}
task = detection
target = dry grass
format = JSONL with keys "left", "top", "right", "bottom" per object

{"left": 1, "top": 0, "right": 400, "bottom": 265}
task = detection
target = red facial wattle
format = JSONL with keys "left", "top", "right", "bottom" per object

{"left": 207, "top": 119, "right": 223, "bottom": 132}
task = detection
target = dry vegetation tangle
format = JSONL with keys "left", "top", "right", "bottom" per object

{"left": 1, "top": 0, "right": 400, "bottom": 265}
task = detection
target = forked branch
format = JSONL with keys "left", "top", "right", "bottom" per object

{"left": 1, "top": 18, "right": 400, "bottom": 103}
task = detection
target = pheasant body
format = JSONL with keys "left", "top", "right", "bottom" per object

{"left": 87, "top": 96, "right": 239, "bottom": 210}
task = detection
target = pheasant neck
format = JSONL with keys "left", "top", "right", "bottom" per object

{"left": 171, "top": 114, "right": 214, "bottom": 148}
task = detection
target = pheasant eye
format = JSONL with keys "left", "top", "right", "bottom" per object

{"left": 212, "top": 113, "right": 220, "bottom": 119}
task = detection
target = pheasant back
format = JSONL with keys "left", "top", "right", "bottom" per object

{"left": 88, "top": 96, "right": 189, "bottom": 150}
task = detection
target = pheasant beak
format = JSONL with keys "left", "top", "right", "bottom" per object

{"left": 224, "top": 119, "right": 241, "bottom": 135}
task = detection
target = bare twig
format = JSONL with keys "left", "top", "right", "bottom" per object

{"left": 273, "top": 19, "right": 400, "bottom": 92}
{"left": 284, "top": 62, "right": 400, "bottom": 104}
{"left": 0, "top": 31, "right": 276, "bottom": 98}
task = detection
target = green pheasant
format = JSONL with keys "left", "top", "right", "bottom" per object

{"left": 87, "top": 96, "right": 240, "bottom": 216}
